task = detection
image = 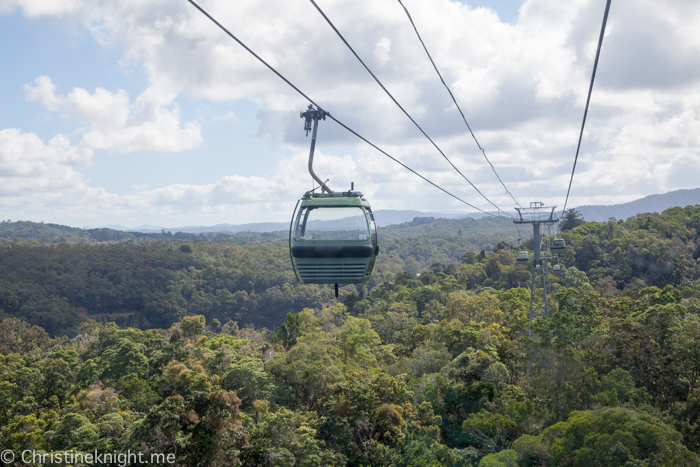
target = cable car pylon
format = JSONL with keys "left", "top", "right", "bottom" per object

{"left": 514, "top": 202, "right": 559, "bottom": 381}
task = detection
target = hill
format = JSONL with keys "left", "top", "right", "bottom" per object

{"left": 380, "top": 215, "right": 517, "bottom": 240}
{"left": 575, "top": 187, "right": 700, "bottom": 221}
{"left": 0, "top": 215, "right": 519, "bottom": 247}
{"left": 0, "top": 220, "right": 287, "bottom": 244}
{"left": 79, "top": 187, "right": 700, "bottom": 235}
{"left": 111, "top": 209, "right": 485, "bottom": 233}
{"left": 0, "top": 221, "right": 516, "bottom": 336}
{"left": 3, "top": 203, "right": 700, "bottom": 338}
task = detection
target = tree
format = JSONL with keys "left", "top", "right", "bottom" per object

{"left": 318, "top": 371, "right": 412, "bottom": 463}
{"left": 337, "top": 316, "right": 381, "bottom": 366}
{"left": 561, "top": 208, "right": 584, "bottom": 231}
{"left": 99, "top": 338, "right": 149, "bottom": 382}
{"left": 445, "top": 291, "right": 503, "bottom": 326}
{"left": 520, "top": 408, "right": 700, "bottom": 466}
{"left": 222, "top": 357, "right": 276, "bottom": 409}
{"left": 130, "top": 391, "right": 244, "bottom": 466}
{"left": 240, "top": 407, "right": 345, "bottom": 467}
{"left": 479, "top": 448, "right": 519, "bottom": 466}
{"left": 408, "top": 341, "right": 452, "bottom": 378}
{"left": 493, "top": 241, "right": 511, "bottom": 253}
{"left": 266, "top": 331, "right": 344, "bottom": 410}
{"left": 0, "top": 318, "right": 54, "bottom": 354}
{"left": 461, "top": 252, "right": 477, "bottom": 264}
{"left": 50, "top": 413, "right": 99, "bottom": 450}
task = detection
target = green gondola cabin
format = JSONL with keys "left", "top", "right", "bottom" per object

{"left": 517, "top": 250, "right": 529, "bottom": 264}
{"left": 289, "top": 191, "right": 378, "bottom": 285}
{"left": 551, "top": 238, "right": 566, "bottom": 255}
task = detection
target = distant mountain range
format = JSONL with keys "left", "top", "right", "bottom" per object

{"left": 105, "top": 210, "right": 486, "bottom": 234}
{"left": 91, "top": 188, "right": 700, "bottom": 234}
{"left": 574, "top": 188, "right": 700, "bottom": 222}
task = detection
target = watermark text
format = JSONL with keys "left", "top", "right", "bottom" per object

{"left": 0, "top": 449, "right": 175, "bottom": 466}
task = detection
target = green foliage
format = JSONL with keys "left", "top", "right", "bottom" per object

{"left": 560, "top": 208, "right": 585, "bottom": 232}
{"left": 0, "top": 240, "right": 333, "bottom": 336}
{"left": 2, "top": 205, "right": 700, "bottom": 464}
{"left": 0, "top": 219, "right": 287, "bottom": 244}
{"left": 0, "top": 317, "right": 55, "bottom": 354}
{"left": 222, "top": 356, "right": 276, "bottom": 408}
{"left": 541, "top": 408, "right": 697, "bottom": 466}
{"left": 240, "top": 406, "right": 345, "bottom": 466}
{"left": 479, "top": 449, "right": 519, "bottom": 467}
{"left": 338, "top": 316, "right": 381, "bottom": 366}
{"left": 266, "top": 329, "right": 345, "bottom": 410}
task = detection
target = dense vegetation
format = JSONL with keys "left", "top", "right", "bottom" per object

{"left": 0, "top": 218, "right": 516, "bottom": 337}
{"left": 1, "top": 206, "right": 700, "bottom": 465}
{"left": 0, "top": 220, "right": 287, "bottom": 244}
{"left": 379, "top": 216, "right": 517, "bottom": 240}
{"left": 0, "top": 215, "right": 518, "bottom": 246}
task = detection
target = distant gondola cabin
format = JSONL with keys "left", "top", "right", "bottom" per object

{"left": 551, "top": 238, "right": 566, "bottom": 255}
{"left": 517, "top": 250, "right": 529, "bottom": 264}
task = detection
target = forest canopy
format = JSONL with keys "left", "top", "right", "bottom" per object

{"left": 1, "top": 205, "right": 700, "bottom": 465}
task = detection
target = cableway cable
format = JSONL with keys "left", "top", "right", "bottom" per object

{"left": 396, "top": 0, "right": 522, "bottom": 210}
{"left": 308, "top": 0, "right": 512, "bottom": 218}
{"left": 328, "top": 115, "right": 504, "bottom": 218}
{"left": 186, "top": 0, "right": 508, "bottom": 219}
{"left": 561, "top": 0, "right": 612, "bottom": 216}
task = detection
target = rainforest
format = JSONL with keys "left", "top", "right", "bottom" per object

{"left": 1, "top": 206, "right": 700, "bottom": 466}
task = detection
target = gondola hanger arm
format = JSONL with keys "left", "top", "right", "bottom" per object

{"left": 301, "top": 105, "right": 333, "bottom": 194}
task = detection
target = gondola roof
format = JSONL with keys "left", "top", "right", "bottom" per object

{"left": 300, "top": 191, "right": 369, "bottom": 207}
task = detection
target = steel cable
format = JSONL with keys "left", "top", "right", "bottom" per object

{"left": 561, "top": 0, "right": 612, "bottom": 216}
{"left": 186, "top": 0, "right": 509, "bottom": 219}
{"left": 396, "top": 0, "right": 522, "bottom": 209}
{"left": 308, "top": 0, "right": 512, "bottom": 217}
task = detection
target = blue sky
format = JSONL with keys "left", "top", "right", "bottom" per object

{"left": 0, "top": 0, "right": 522, "bottom": 195}
{"left": 0, "top": 12, "right": 287, "bottom": 193}
{"left": 1, "top": 0, "right": 699, "bottom": 227}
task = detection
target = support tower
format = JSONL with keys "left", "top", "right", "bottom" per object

{"left": 514, "top": 202, "right": 558, "bottom": 381}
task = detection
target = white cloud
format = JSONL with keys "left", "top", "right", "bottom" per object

{"left": 374, "top": 37, "right": 391, "bottom": 67}
{"left": 3, "top": 0, "right": 700, "bottom": 223}
{"left": 0, "top": 128, "right": 117, "bottom": 219}
{"left": 0, "top": 129, "right": 90, "bottom": 183}
{"left": 0, "top": 128, "right": 377, "bottom": 225}
{"left": 24, "top": 76, "right": 201, "bottom": 153}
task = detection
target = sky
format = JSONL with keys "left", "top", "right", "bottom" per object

{"left": 1, "top": 0, "right": 699, "bottom": 228}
